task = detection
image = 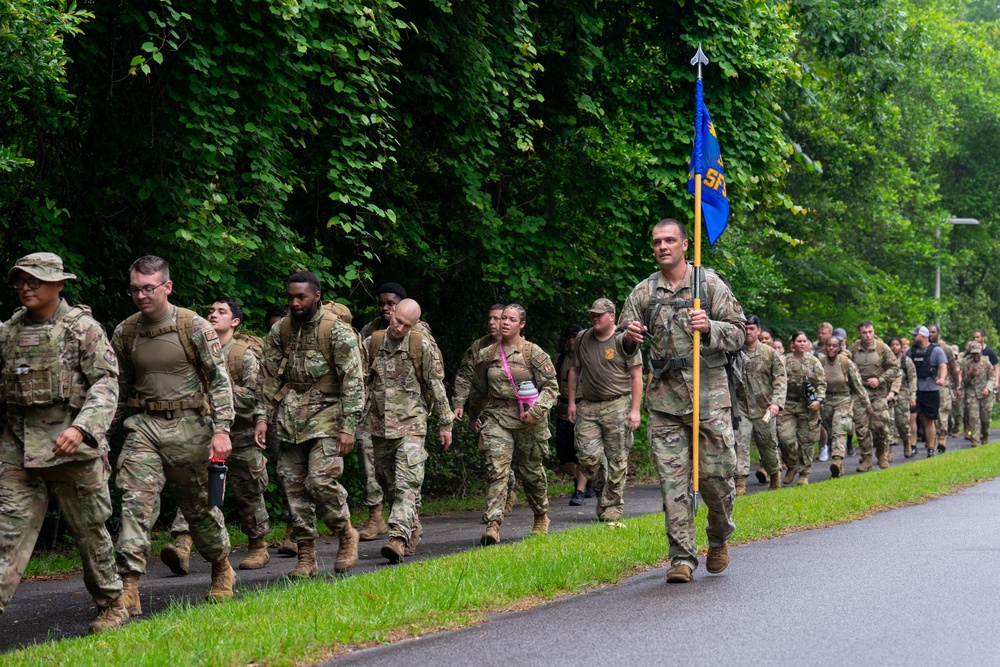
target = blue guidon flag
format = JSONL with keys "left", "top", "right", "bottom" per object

{"left": 688, "top": 78, "right": 729, "bottom": 246}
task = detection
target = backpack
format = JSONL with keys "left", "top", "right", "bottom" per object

{"left": 227, "top": 331, "right": 264, "bottom": 382}
{"left": 367, "top": 329, "right": 434, "bottom": 407}
{"left": 272, "top": 302, "right": 356, "bottom": 401}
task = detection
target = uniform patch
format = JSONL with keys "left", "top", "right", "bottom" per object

{"left": 18, "top": 333, "right": 40, "bottom": 347}
{"left": 211, "top": 341, "right": 222, "bottom": 357}
{"left": 604, "top": 348, "right": 615, "bottom": 360}
{"left": 104, "top": 350, "right": 117, "bottom": 366}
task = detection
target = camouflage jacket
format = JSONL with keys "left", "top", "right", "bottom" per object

{"left": 847, "top": 339, "right": 901, "bottom": 399}
{"left": 469, "top": 338, "right": 558, "bottom": 430}
{"left": 822, "top": 353, "right": 870, "bottom": 409}
{"left": 452, "top": 333, "right": 494, "bottom": 413}
{"left": 223, "top": 336, "right": 261, "bottom": 445}
{"left": 256, "top": 307, "right": 364, "bottom": 443}
{"left": 735, "top": 342, "right": 787, "bottom": 419}
{"left": 960, "top": 356, "right": 995, "bottom": 395}
{"left": 363, "top": 330, "right": 454, "bottom": 438}
{"left": 0, "top": 299, "right": 119, "bottom": 468}
{"left": 112, "top": 305, "right": 234, "bottom": 433}
{"left": 897, "top": 354, "right": 917, "bottom": 400}
{"left": 782, "top": 352, "right": 827, "bottom": 409}
{"left": 938, "top": 338, "right": 962, "bottom": 389}
{"left": 617, "top": 264, "right": 746, "bottom": 416}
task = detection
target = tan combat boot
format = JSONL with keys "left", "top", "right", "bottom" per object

{"left": 480, "top": 521, "right": 500, "bottom": 546}
{"left": 88, "top": 596, "right": 130, "bottom": 634}
{"left": 288, "top": 540, "right": 318, "bottom": 579}
{"left": 857, "top": 453, "right": 873, "bottom": 473}
{"left": 239, "top": 536, "right": 270, "bottom": 570}
{"left": 666, "top": 563, "right": 692, "bottom": 583}
{"left": 160, "top": 533, "right": 193, "bottom": 575}
{"left": 404, "top": 516, "right": 422, "bottom": 557}
{"left": 706, "top": 545, "right": 730, "bottom": 573}
{"left": 334, "top": 521, "right": 359, "bottom": 573}
{"left": 278, "top": 525, "right": 298, "bottom": 556}
{"left": 755, "top": 468, "right": 770, "bottom": 485}
{"left": 782, "top": 467, "right": 796, "bottom": 486}
{"left": 904, "top": 442, "right": 913, "bottom": 458}
{"left": 877, "top": 448, "right": 889, "bottom": 469}
{"left": 735, "top": 476, "right": 747, "bottom": 496}
{"left": 206, "top": 557, "right": 236, "bottom": 603}
{"left": 829, "top": 456, "right": 843, "bottom": 478}
{"left": 531, "top": 513, "right": 550, "bottom": 536}
{"left": 358, "top": 503, "right": 389, "bottom": 541}
{"left": 599, "top": 507, "right": 623, "bottom": 522}
{"left": 503, "top": 490, "right": 517, "bottom": 517}
{"left": 381, "top": 537, "right": 406, "bottom": 564}
{"left": 769, "top": 473, "right": 781, "bottom": 490}
{"left": 120, "top": 572, "right": 142, "bottom": 617}
{"left": 887, "top": 445, "right": 895, "bottom": 463}
{"left": 796, "top": 473, "right": 809, "bottom": 486}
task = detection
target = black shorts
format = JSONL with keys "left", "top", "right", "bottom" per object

{"left": 915, "top": 390, "right": 940, "bottom": 421}
{"left": 555, "top": 418, "right": 578, "bottom": 465}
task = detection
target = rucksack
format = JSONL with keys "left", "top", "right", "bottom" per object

{"left": 278, "top": 301, "right": 354, "bottom": 370}
{"left": 227, "top": 331, "right": 264, "bottom": 382}
{"left": 366, "top": 329, "right": 434, "bottom": 407}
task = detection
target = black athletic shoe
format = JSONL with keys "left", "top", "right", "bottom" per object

{"left": 569, "top": 490, "right": 585, "bottom": 506}
{"left": 584, "top": 484, "right": 595, "bottom": 498}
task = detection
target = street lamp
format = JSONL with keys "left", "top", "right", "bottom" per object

{"left": 935, "top": 217, "right": 980, "bottom": 302}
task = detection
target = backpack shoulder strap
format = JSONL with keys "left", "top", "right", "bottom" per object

{"left": 316, "top": 309, "right": 340, "bottom": 368}
{"left": 174, "top": 307, "right": 199, "bottom": 366}
{"left": 119, "top": 312, "right": 142, "bottom": 358}
{"left": 368, "top": 329, "right": 386, "bottom": 368}
{"left": 840, "top": 353, "right": 851, "bottom": 375}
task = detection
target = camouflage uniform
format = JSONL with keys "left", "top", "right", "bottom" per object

{"left": 961, "top": 353, "right": 995, "bottom": 446}
{"left": 821, "top": 353, "right": 869, "bottom": 459}
{"left": 169, "top": 336, "right": 269, "bottom": 540}
{"left": 113, "top": 305, "right": 235, "bottom": 574}
{"left": 777, "top": 353, "right": 826, "bottom": 476}
{"left": 0, "top": 298, "right": 121, "bottom": 613}
{"left": 935, "top": 341, "right": 961, "bottom": 448}
{"left": 256, "top": 308, "right": 364, "bottom": 543}
{"left": 618, "top": 264, "right": 746, "bottom": 571}
{"left": 847, "top": 339, "right": 900, "bottom": 467}
{"left": 362, "top": 331, "right": 453, "bottom": 544}
{"left": 893, "top": 355, "right": 917, "bottom": 446}
{"left": 734, "top": 342, "right": 786, "bottom": 479}
{"left": 469, "top": 339, "right": 557, "bottom": 525}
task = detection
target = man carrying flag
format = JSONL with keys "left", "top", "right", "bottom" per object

{"left": 618, "top": 46, "right": 745, "bottom": 584}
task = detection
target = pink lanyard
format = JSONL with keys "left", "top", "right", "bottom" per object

{"left": 499, "top": 342, "right": 519, "bottom": 394}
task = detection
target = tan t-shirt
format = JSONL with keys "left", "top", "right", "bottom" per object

{"left": 572, "top": 328, "right": 641, "bottom": 401}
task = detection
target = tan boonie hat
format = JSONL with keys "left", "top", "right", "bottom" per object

{"left": 8, "top": 252, "right": 77, "bottom": 283}
{"left": 970, "top": 341, "right": 983, "bottom": 354}
{"left": 589, "top": 298, "right": 615, "bottom": 315}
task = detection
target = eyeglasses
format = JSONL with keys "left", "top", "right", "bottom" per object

{"left": 11, "top": 276, "right": 42, "bottom": 290}
{"left": 126, "top": 280, "right": 168, "bottom": 297}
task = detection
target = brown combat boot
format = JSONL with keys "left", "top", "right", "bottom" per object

{"left": 503, "top": 490, "right": 517, "bottom": 517}
{"left": 206, "top": 557, "right": 236, "bottom": 603}
{"left": 119, "top": 572, "right": 142, "bottom": 617}
{"left": 904, "top": 442, "right": 913, "bottom": 458}
{"left": 877, "top": 449, "right": 889, "bottom": 469}
{"left": 769, "top": 472, "right": 781, "bottom": 490}
{"left": 755, "top": 468, "right": 770, "bottom": 485}
{"left": 796, "top": 473, "right": 809, "bottom": 486}
{"left": 334, "top": 522, "right": 359, "bottom": 573}
{"left": 735, "top": 476, "right": 747, "bottom": 496}
{"left": 88, "top": 596, "right": 130, "bottom": 634}
{"left": 404, "top": 517, "right": 422, "bottom": 557}
{"left": 531, "top": 513, "right": 550, "bottom": 535}
{"left": 278, "top": 525, "right": 298, "bottom": 556}
{"left": 857, "top": 453, "right": 873, "bottom": 473}
{"left": 830, "top": 456, "right": 843, "bottom": 478}
{"left": 358, "top": 503, "right": 389, "bottom": 541}
{"left": 239, "top": 536, "right": 270, "bottom": 570}
{"left": 160, "top": 533, "right": 193, "bottom": 575}
{"left": 288, "top": 540, "right": 318, "bottom": 579}
{"left": 381, "top": 536, "right": 406, "bottom": 564}
{"left": 782, "top": 467, "right": 796, "bottom": 486}
{"left": 887, "top": 445, "right": 895, "bottom": 463}
{"left": 599, "top": 507, "right": 623, "bottom": 522}
{"left": 706, "top": 545, "right": 730, "bottom": 574}
{"left": 666, "top": 563, "right": 693, "bottom": 583}
{"left": 480, "top": 521, "right": 500, "bottom": 546}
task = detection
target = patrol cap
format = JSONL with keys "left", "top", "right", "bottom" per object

{"left": 8, "top": 252, "right": 77, "bottom": 283}
{"left": 832, "top": 327, "right": 847, "bottom": 342}
{"left": 911, "top": 325, "right": 930, "bottom": 337}
{"left": 970, "top": 341, "right": 983, "bottom": 354}
{"left": 589, "top": 298, "right": 616, "bottom": 315}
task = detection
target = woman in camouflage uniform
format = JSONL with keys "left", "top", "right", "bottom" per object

{"left": 821, "top": 334, "right": 870, "bottom": 477}
{"left": 778, "top": 331, "right": 826, "bottom": 485}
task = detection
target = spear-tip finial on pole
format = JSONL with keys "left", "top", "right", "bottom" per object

{"left": 690, "top": 44, "right": 709, "bottom": 79}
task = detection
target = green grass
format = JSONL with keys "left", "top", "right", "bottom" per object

{"left": 6, "top": 445, "right": 1000, "bottom": 667}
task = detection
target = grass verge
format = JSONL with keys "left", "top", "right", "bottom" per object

{"left": 7, "top": 445, "right": 1000, "bottom": 667}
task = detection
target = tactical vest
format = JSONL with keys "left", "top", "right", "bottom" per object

{"left": 1, "top": 306, "right": 91, "bottom": 407}
{"left": 119, "top": 307, "right": 209, "bottom": 414}
{"left": 367, "top": 329, "right": 433, "bottom": 406}
{"left": 909, "top": 343, "right": 939, "bottom": 380}
{"left": 823, "top": 353, "right": 853, "bottom": 396}
{"left": 273, "top": 303, "right": 351, "bottom": 404}
{"left": 227, "top": 332, "right": 264, "bottom": 382}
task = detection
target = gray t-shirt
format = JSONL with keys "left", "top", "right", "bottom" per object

{"left": 912, "top": 344, "right": 948, "bottom": 392}
{"left": 571, "top": 328, "right": 641, "bottom": 401}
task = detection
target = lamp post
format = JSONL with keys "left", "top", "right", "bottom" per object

{"left": 936, "top": 217, "right": 979, "bottom": 324}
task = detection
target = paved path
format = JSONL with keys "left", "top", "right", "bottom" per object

{"left": 0, "top": 429, "right": 994, "bottom": 653}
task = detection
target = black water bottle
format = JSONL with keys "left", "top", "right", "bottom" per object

{"left": 208, "top": 460, "right": 227, "bottom": 507}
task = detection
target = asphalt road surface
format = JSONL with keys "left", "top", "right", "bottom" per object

{"left": 1, "top": 429, "right": 994, "bottom": 656}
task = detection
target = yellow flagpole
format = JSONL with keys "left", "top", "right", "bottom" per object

{"left": 692, "top": 173, "right": 702, "bottom": 514}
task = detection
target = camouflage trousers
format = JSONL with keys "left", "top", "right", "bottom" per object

{"left": 936, "top": 387, "right": 954, "bottom": 447}
{"left": 574, "top": 396, "right": 633, "bottom": 514}
{"left": 777, "top": 403, "right": 820, "bottom": 474}
{"left": 169, "top": 441, "right": 270, "bottom": 539}
{"left": 965, "top": 392, "right": 995, "bottom": 446}
{"left": 372, "top": 435, "right": 426, "bottom": 542}
{"left": 648, "top": 409, "right": 735, "bottom": 570}
{"left": 266, "top": 425, "right": 292, "bottom": 523}
{"left": 277, "top": 437, "right": 351, "bottom": 543}
{"left": 892, "top": 398, "right": 911, "bottom": 446}
{"left": 822, "top": 400, "right": 854, "bottom": 459}
{"left": 356, "top": 428, "right": 384, "bottom": 508}
{"left": 479, "top": 418, "right": 549, "bottom": 525}
{"left": 853, "top": 394, "right": 891, "bottom": 459}
{"left": 0, "top": 458, "right": 121, "bottom": 612}
{"left": 115, "top": 413, "right": 230, "bottom": 574}
{"left": 736, "top": 408, "right": 779, "bottom": 477}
